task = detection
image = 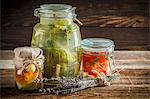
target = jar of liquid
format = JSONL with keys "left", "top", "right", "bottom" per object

{"left": 81, "top": 38, "right": 115, "bottom": 78}
{"left": 14, "top": 47, "right": 44, "bottom": 90}
{"left": 31, "top": 4, "right": 81, "bottom": 78}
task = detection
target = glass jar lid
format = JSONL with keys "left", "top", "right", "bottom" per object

{"left": 81, "top": 38, "right": 114, "bottom": 52}
{"left": 40, "top": 4, "right": 72, "bottom": 11}
{"left": 34, "top": 4, "right": 76, "bottom": 18}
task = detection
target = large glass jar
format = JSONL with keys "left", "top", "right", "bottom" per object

{"left": 31, "top": 4, "right": 81, "bottom": 78}
{"left": 81, "top": 38, "right": 115, "bottom": 79}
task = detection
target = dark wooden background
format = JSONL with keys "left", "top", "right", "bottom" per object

{"left": 1, "top": 0, "right": 150, "bottom": 50}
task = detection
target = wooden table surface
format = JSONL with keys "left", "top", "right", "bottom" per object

{"left": 0, "top": 51, "right": 150, "bottom": 99}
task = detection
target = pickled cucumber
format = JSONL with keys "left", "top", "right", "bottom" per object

{"left": 31, "top": 18, "right": 81, "bottom": 78}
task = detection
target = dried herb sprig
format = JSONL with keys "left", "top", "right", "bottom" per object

{"left": 38, "top": 77, "right": 105, "bottom": 95}
{"left": 38, "top": 71, "right": 119, "bottom": 95}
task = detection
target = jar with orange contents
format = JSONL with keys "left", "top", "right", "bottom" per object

{"left": 81, "top": 38, "right": 115, "bottom": 79}
{"left": 14, "top": 47, "right": 44, "bottom": 90}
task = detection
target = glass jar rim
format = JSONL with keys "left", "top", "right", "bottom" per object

{"left": 40, "top": 4, "right": 72, "bottom": 12}
{"left": 34, "top": 4, "right": 76, "bottom": 18}
{"left": 81, "top": 38, "right": 114, "bottom": 52}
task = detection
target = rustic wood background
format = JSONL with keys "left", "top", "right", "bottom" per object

{"left": 1, "top": 0, "right": 150, "bottom": 50}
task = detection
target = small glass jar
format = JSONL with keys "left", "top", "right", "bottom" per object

{"left": 14, "top": 47, "right": 44, "bottom": 90}
{"left": 31, "top": 4, "right": 81, "bottom": 78}
{"left": 81, "top": 38, "right": 115, "bottom": 78}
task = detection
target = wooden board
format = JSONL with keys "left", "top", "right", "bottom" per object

{"left": 0, "top": 51, "right": 150, "bottom": 99}
{"left": 1, "top": 27, "right": 149, "bottom": 50}
{"left": 1, "top": 0, "right": 150, "bottom": 50}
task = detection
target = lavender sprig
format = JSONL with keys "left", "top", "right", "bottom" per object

{"left": 38, "top": 77, "right": 101, "bottom": 95}
{"left": 38, "top": 72, "right": 119, "bottom": 95}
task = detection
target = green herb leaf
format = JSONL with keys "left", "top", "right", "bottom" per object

{"left": 93, "top": 58, "right": 99, "bottom": 65}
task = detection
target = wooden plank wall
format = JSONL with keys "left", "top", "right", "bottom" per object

{"left": 1, "top": 0, "right": 150, "bottom": 50}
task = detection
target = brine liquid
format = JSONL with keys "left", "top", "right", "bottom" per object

{"left": 82, "top": 51, "right": 112, "bottom": 78}
{"left": 31, "top": 19, "right": 81, "bottom": 78}
{"left": 15, "top": 66, "right": 41, "bottom": 90}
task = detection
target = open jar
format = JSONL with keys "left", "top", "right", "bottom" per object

{"left": 81, "top": 38, "right": 115, "bottom": 79}
{"left": 14, "top": 47, "right": 44, "bottom": 90}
